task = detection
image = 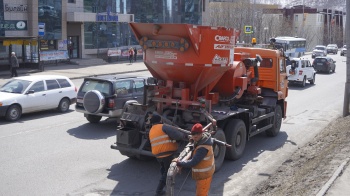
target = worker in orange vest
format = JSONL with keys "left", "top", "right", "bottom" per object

{"left": 173, "top": 123, "right": 215, "bottom": 196}
{"left": 148, "top": 114, "right": 188, "bottom": 195}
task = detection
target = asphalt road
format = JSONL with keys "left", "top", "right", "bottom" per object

{"left": 0, "top": 54, "right": 347, "bottom": 196}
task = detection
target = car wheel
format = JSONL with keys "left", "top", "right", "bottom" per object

{"left": 86, "top": 114, "right": 102, "bottom": 123}
{"left": 224, "top": 119, "right": 247, "bottom": 160}
{"left": 301, "top": 76, "right": 306, "bottom": 87}
{"left": 309, "top": 74, "right": 315, "bottom": 85}
{"left": 6, "top": 105, "right": 22, "bottom": 121}
{"left": 58, "top": 98, "right": 70, "bottom": 112}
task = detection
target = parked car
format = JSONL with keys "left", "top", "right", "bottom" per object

{"left": 286, "top": 58, "right": 316, "bottom": 87}
{"left": 340, "top": 45, "right": 347, "bottom": 56}
{"left": 312, "top": 45, "right": 327, "bottom": 58}
{"left": 0, "top": 75, "right": 77, "bottom": 121}
{"left": 312, "top": 57, "right": 336, "bottom": 74}
{"left": 326, "top": 44, "right": 338, "bottom": 54}
{"left": 75, "top": 75, "right": 151, "bottom": 123}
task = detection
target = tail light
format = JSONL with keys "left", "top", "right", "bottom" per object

{"left": 108, "top": 99, "right": 115, "bottom": 108}
{"left": 299, "top": 70, "right": 303, "bottom": 75}
{"left": 75, "top": 87, "right": 77, "bottom": 92}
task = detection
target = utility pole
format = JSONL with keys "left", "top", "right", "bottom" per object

{"left": 302, "top": 0, "right": 304, "bottom": 37}
{"left": 343, "top": 0, "right": 350, "bottom": 116}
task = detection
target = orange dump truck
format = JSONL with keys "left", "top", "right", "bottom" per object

{"left": 111, "top": 23, "right": 288, "bottom": 171}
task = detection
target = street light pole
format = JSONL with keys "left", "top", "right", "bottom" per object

{"left": 343, "top": 1, "right": 350, "bottom": 116}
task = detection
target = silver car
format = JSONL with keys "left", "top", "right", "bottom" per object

{"left": 0, "top": 75, "right": 77, "bottom": 121}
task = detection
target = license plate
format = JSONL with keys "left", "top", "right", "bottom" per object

{"left": 317, "top": 63, "right": 323, "bottom": 65}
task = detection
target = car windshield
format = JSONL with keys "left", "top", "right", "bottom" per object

{"left": 0, "top": 79, "right": 32, "bottom": 94}
{"left": 290, "top": 60, "right": 298, "bottom": 68}
{"left": 314, "top": 58, "right": 327, "bottom": 63}
{"left": 315, "top": 46, "right": 325, "bottom": 50}
{"left": 81, "top": 80, "right": 112, "bottom": 95}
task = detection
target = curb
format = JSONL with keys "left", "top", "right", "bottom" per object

{"left": 316, "top": 157, "right": 350, "bottom": 196}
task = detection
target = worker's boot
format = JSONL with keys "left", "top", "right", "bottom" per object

{"left": 155, "top": 180, "right": 166, "bottom": 195}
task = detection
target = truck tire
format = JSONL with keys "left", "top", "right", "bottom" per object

{"left": 212, "top": 129, "right": 226, "bottom": 172}
{"left": 224, "top": 119, "right": 246, "bottom": 160}
{"left": 86, "top": 114, "right": 102, "bottom": 123}
{"left": 265, "top": 105, "right": 282, "bottom": 137}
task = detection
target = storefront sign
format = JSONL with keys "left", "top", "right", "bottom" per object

{"left": 40, "top": 50, "right": 69, "bottom": 61}
{"left": 96, "top": 13, "right": 118, "bottom": 22}
{"left": 107, "top": 49, "right": 121, "bottom": 57}
{"left": 0, "top": 21, "right": 27, "bottom": 30}
{"left": 4, "top": 4, "right": 27, "bottom": 12}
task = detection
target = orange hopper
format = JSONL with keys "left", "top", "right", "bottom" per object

{"left": 129, "top": 23, "right": 241, "bottom": 101}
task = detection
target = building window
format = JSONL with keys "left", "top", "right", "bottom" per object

{"left": 68, "top": 0, "right": 75, "bottom": 3}
{"left": 294, "top": 15, "right": 298, "bottom": 21}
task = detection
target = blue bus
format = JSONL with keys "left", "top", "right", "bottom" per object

{"left": 274, "top": 36, "right": 306, "bottom": 58}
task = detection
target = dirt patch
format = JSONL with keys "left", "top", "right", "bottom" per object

{"left": 251, "top": 116, "right": 350, "bottom": 196}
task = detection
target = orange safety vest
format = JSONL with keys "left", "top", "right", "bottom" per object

{"left": 192, "top": 145, "right": 215, "bottom": 180}
{"left": 149, "top": 124, "right": 178, "bottom": 158}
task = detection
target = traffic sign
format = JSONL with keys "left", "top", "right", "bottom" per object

{"left": 38, "top": 22, "right": 45, "bottom": 36}
{"left": 244, "top": 25, "right": 252, "bottom": 34}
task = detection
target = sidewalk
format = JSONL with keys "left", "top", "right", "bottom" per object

{"left": 0, "top": 58, "right": 349, "bottom": 195}
{"left": 0, "top": 59, "right": 148, "bottom": 84}
{"left": 320, "top": 157, "right": 350, "bottom": 196}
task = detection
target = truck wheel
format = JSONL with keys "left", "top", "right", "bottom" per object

{"left": 309, "top": 74, "right": 315, "bottom": 85}
{"left": 86, "top": 114, "right": 102, "bottom": 123}
{"left": 212, "top": 129, "right": 226, "bottom": 172}
{"left": 265, "top": 105, "right": 282, "bottom": 137}
{"left": 224, "top": 119, "right": 246, "bottom": 160}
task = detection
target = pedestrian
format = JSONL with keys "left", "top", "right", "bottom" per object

{"left": 10, "top": 52, "right": 19, "bottom": 77}
{"left": 133, "top": 47, "right": 137, "bottom": 62}
{"left": 147, "top": 114, "right": 188, "bottom": 196}
{"left": 129, "top": 47, "right": 134, "bottom": 64}
{"left": 173, "top": 123, "right": 215, "bottom": 196}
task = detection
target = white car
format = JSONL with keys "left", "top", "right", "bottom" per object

{"left": 0, "top": 75, "right": 77, "bottom": 121}
{"left": 286, "top": 58, "right": 316, "bottom": 87}
{"left": 340, "top": 45, "right": 347, "bottom": 56}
